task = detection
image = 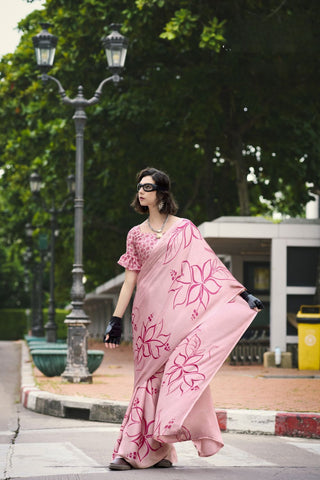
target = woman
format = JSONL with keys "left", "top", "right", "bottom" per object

{"left": 104, "top": 167, "right": 263, "bottom": 470}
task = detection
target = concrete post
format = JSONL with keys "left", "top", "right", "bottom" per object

{"left": 270, "top": 238, "right": 287, "bottom": 352}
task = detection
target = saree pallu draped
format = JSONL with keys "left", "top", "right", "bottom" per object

{"left": 113, "top": 219, "right": 257, "bottom": 468}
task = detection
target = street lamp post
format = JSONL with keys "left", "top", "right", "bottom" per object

{"left": 32, "top": 23, "right": 128, "bottom": 383}
{"left": 25, "top": 223, "right": 45, "bottom": 337}
{"left": 29, "top": 172, "right": 75, "bottom": 342}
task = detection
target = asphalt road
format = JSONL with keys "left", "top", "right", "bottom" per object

{"left": 1, "top": 341, "right": 319, "bottom": 480}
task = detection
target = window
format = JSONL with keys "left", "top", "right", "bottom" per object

{"left": 244, "top": 262, "right": 270, "bottom": 294}
{"left": 287, "top": 247, "right": 319, "bottom": 287}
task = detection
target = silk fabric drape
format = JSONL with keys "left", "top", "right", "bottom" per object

{"left": 113, "top": 219, "right": 257, "bottom": 468}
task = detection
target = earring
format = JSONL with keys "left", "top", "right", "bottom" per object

{"left": 158, "top": 201, "right": 164, "bottom": 212}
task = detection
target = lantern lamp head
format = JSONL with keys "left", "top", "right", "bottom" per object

{"left": 67, "top": 174, "right": 75, "bottom": 194}
{"left": 101, "top": 24, "right": 128, "bottom": 74}
{"left": 29, "top": 172, "right": 42, "bottom": 194}
{"left": 32, "top": 22, "right": 58, "bottom": 73}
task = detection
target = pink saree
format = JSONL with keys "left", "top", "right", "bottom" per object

{"left": 113, "top": 219, "right": 257, "bottom": 468}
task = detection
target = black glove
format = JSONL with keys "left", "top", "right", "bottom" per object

{"left": 103, "top": 316, "right": 122, "bottom": 344}
{"left": 240, "top": 291, "right": 264, "bottom": 310}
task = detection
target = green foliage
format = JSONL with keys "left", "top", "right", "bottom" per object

{"left": 0, "top": 0, "right": 319, "bottom": 309}
{"left": 0, "top": 308, "right": 69, "bottom": 340}
{"left": 0, "top": 309, "right": 28, "bottom": 340}
{"left": 136, "top": 1, "right": 226, "bottom": 51}
{"left": 136, "top": 0, "right": 165, "bottom": 8}
{"left": 0, "top": 241, "right": 30, "bottom": 308}
{"left": 160, "top": 9, "right": 199, "bottom": 41}
{"left": 199, "top": 17, "right": 226, "bottom": 52}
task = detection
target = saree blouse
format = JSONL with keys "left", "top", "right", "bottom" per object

{"left": 118, "top": 225, "right": 158, "bottom": 271}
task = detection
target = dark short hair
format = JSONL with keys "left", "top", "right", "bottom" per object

{"left": 131, "top": 167, "right": 178, "bottom": 215}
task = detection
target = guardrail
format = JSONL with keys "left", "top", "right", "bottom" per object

{"left": 230, "top": 329, "right": 269, "bottom": 365}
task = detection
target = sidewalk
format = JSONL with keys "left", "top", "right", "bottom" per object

{"left": 20, "top": 340, "right": 320, "bottom": 439}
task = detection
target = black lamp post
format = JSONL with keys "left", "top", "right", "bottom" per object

{"left": 30, "top": 172, "right": 75, "bottom": 343}
{"left": 32, "top": 23, "right": 128, "bottom": 383}
{"left": 25, "top": 223, "right": 45, "bottom": 337}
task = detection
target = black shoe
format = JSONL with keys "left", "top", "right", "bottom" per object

{"left": 109, "top": 457, "right": 132, "bottom": 470}
{"left": 153, "top": 459, "right": 173, "bottom": 468}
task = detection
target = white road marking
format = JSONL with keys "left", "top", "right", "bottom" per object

{"left": 1, "top": 442, "right": 105, "bottom": 478}
{"left": 175, "top": 442, "right": 275, "bottom": 467}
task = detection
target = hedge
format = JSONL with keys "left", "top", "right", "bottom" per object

{"left": 0, "top": 309, "right": 70, "bottom": 340}
{"left": 0, "top": 309, "right": 27, "bottom": 340}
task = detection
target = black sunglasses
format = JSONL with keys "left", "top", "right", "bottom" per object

{"left": 137, "top": 183, "right": 161, "bottom": 192}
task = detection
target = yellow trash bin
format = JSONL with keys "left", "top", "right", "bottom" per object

{"left": 297, "top": 305, "right": 320, "bottom": 370}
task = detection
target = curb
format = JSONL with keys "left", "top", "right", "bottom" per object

{"left": 21, "top": 342, "right": 320, "bottom": 439}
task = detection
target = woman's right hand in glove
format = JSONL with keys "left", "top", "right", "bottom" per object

{"left": 104, "top": 316, "right": 122, "bottom": 349}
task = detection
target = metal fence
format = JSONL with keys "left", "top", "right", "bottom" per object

{"left": 229, "top": 329, "right": 269, "bottom": 365}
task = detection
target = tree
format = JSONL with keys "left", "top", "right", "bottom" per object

{"left": 0, "top": 0, "right": 319, "bottom": 307}
{"left": 121, "top": 0, "right": 320, "bottom": 215}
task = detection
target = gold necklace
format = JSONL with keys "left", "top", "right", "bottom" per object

{"left": 147, "top": 215, "right": 169, "bottom": 239}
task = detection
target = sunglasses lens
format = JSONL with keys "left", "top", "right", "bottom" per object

{"left": 137, "top": 183, "right": 157, "bottom": 192}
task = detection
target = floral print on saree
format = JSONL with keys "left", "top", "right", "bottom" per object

{"left": 113, "top": 219, "right": 257, "bottom": 468}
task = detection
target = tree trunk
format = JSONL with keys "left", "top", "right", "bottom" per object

{"left": 233, "top": 156, "right": 250, "bottom": 216}
{"left": 226, "top": 132, "right": 250, "bottom": 216}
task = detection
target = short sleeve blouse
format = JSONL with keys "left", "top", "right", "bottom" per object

{"left": 118, "top": 225, "right": 158, "bottom": 272}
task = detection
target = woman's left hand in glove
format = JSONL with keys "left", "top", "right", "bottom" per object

{"left": 240, "top": 291, "right": 264, "bottom": 311}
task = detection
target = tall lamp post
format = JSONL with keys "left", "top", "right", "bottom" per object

{"left": 29, "top": 171, "right": 75, "bottom": 342}
{"left": 24, "top": 223, "right": 46, "bottom": 337}
{"left": 32, "top": 23, "right": 128, "bottom": 383}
